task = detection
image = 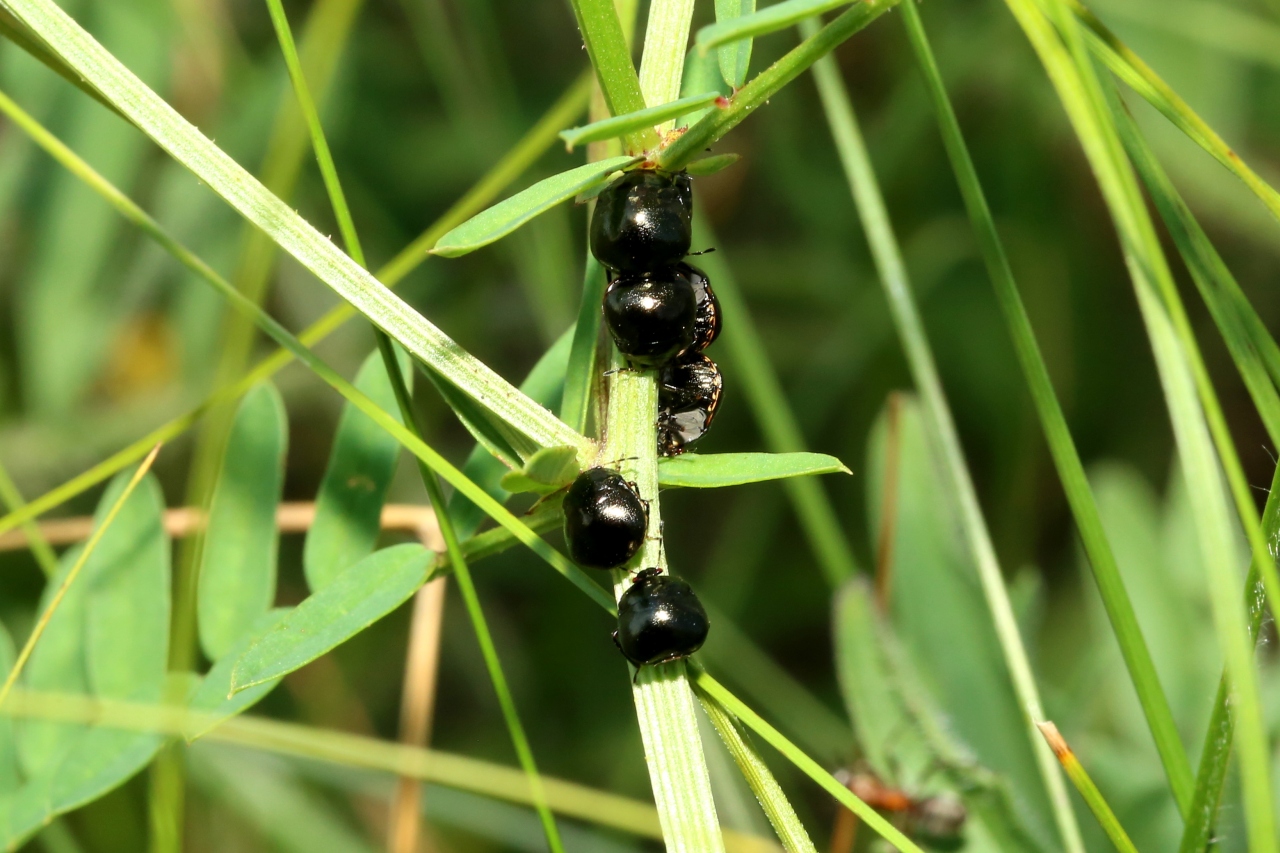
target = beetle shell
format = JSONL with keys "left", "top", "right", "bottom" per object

{"left": 683, "top": 263, "right": 721, "bottom": 352}
{"left": 604, "top": 271, "right": 698, "bottom": 367}
{"left": 614, "top": 569, "right": 709, "bottom": 666}
{"left": 657, "top": 353, "right": 723, "bottom": 455}
{"left": 562, "top": 467, "right": 648, "bottom": 570}
{"left": 590, "top": 170, "right": 693, "bottom": 273}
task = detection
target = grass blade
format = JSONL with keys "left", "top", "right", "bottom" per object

{"left": 697, "top": 0, "right": 850, "bottom": 53}
{"left": 565, "top": 0, "right": 656, "bottom": 150}
{"left": 638, "top": 0, "right": 698, "bottom": 126}
{"left": 2, "top": 0, "right": 590, "bottom": 462}
{"left": 432, "top": 155, "right": 638, "bottom": 257}
{"left": 0, "top": 445, "right": 161, "bottom": 711}
{"left": 698, "top": 694, "right": 817, "bottom": 853}
{"left": 560, "top": 92, "right": 721, "bottom": 149}
{"left": 0, "top": 76, "right": 587, "bottom": 540}
{"left": 231, "top": 545, "right": 432, "bottom": 693}
{"left": 656, "top": 452, "right": 850, "bottom": 488}
{"left": 898, "top": 0, "right": 1193, "bottom": 812}
{"left": 805, "top": 23, "right": 1086, "bottom": 853}
{"left": 1037, "top": 723, "right": 1140, "bottom": 853}
{"left": 197, "top": 383, "right": 287, "bottom": 661}
{"left": 658, "top": 0, "right": 899, "bottom": 170}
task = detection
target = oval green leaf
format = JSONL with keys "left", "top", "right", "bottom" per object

{"left": 657, "top": 452, "right": 850, "bottom": 488}
{"left": 684, "top": 153, "right": 741, "bottom": 177}
{"left": 198, "top": 382, "right": 288, "bottom": 661}
{"left": 559, "top": 95, "right": 721, "bottom": 150}
{"left": 304, "top": 350, "right": 408, "bottom": 593}
{"left": 232, "top": 545, "right": 432, "bottom": 694}
{"left": 714, "top": 0, "right": 756, "bottom": 88}
{"left": 187, "top": 608, "right": 291, "bottom": 742}
{"left": 431, "top": 155, "right": 638, "bottom": 257}
{"left": 498, "top": 445, "right": 580, "bottom": 495}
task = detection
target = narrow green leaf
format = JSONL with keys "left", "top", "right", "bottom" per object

{"left": 898, "top": 0, "right": 1194, "bottom": 813}
{"left": 658, "top": 452, "right": 848, "bottom": 488}
{"left": 685, "top": 153, "right": 740, "bottom": 176}
{"left": 638, "top": 0, "right": 698, "bottom": 128}
{"left": 0, "top": 624, "right": 16, "bottom": 795}
{"left": 198, "top": 383, "right": 288, "bottom": 662}
{"left": 82, "top": 472, "right": 170, "bottom": 702}
{"left": 698, "top": 692, "right": 816, "bottom": 853}
{"left": 232, "top": 545, "right": 432, "bottom": 694}
{"left": 499, "top": 445, "right": 580, "bottom": 495}
{"left": 678, "top": 46, "right": 731, "bottom": 127}
{"left": 560, "top": 250, "right": 609, "bottom": 435}
{"left": 304, "top": 351, "right": 407, "bottom": 593}
{"left": 714, "top": 0, "right": 757, "bottom": 89}
{"left": 698, "top": 0, "right": 848, "bottom": 53}
{"left": 420, "top": 364, "right": 531, "bottom": 469}
{"left": 560, "top": 93, "right": 721, "bottom": 150}
{"left": 806, "top": 23, "right": 1085, "bottom": 851}
{"left": 1038, "top": 724, "right": 1140, "bottom": 853}
{"left": 1, "top": 0, "right": 590, "bottom": 463}
{"left": 431, "top": 156, "right": 638, "bottom": 257}
{"left": 660, "top": 0, "right": 898, "bottom": 171}
{"left": 565, "top": 0, "right": 657, "bottom": 150}
{"left": 186, "top": 609, "right": 290, "bottom": 743}
{"left": 0, "top": 5, "right": 125, "bottom": 119}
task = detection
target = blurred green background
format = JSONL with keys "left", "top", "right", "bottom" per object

{"left": 1, "top": 0, "right": 1279, "bottom": 850}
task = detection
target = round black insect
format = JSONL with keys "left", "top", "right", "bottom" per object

{"left": 562, "top": 467, "right": 648, "bottom": 570}
{"left": 604, "top": 270, "right": 698, "bottom": 367}
{"left": 657, "top": 353, "right": 723, "bottom": 456}
{"left": 681, "top": 263, "right": 721, "bottom": 352}
{"left": 614, "top": 568, "right": 709, "bottom": 667}
{"left": 590, "top": 170, "right": 693, "bottom": 273}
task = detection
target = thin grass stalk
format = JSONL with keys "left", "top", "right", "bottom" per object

{"left": 565, "top": 0, "right": 656, "bottom": 152}
{"left": 0, "top": 458, "right": 58, "bottom": 576}
{"left": 690, "top": 217, "right": 860, "bottom": 587}
{"left": 896, "top": 0, "right": 1194, "bottom": 812}
{"left": 1023, "top": 1, "right": 1278, "bottom": 843}
{"left": 1067, "top": 0, "right": 1280, "bottom": 226}
{"left": 0, "top": 445, "right": 161, "bottom": 708}
{"left": 1037, "top": 723, "right": 1141, "bottom": 853}
{"left": 802, "top": 19, "right": 1086, "bottom": 853}
{"left": 0, "top": 76, "right": 589, "bottom": 540}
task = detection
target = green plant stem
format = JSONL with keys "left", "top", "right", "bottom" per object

{"left": 0, "top": 76, "right": 590, "bottom": 540}
{"left": 1068, "top": 0, "right": 1280, "bottom": 225}
{"left": 602, "top": 368, "right": 726, "bottom": 853}
{"left": 657, "top": 0, "right": 899, "bottom": 170}
{"left": 897, "top": 0, "right": 1193, "bottom": 814}
{"left": 693, "top": 671, "right": 924, "bottom": 853}
{"left": 691, "top": 217, "right": 859, "bottom": 588}
{"left": 803, "top": 19, "right": 1086, "bottom": 853}
{"left": 1037, "top": 723, "right": 1140, "bottom": 853}
{"left": 377, "top": 337, "right": 565, "bottom": 853}
{"left": 0, "top": 458, "right": 58, "bottom": 576}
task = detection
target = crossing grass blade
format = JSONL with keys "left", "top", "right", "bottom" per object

{"left": 804, "top": 18, "right": 1086, "bottom": 852}
{"left": 0, "top": 76, "right": 586, "bottom": 541}
{"left": 432, "top": 155, "right": 639, "bottom": 257}
{"left": 303, "top": 351, "right": 407, "bottom": 592}
{"left": 0, "top": 460, "right": 57, "bottom": 577}
{"left": 0, "top": 0, "right": 591, "bottom": 463}
{"left": 898, "top": 0, "right": 1193, "bottom": 812}
{"left": 560, "top": 92, "right": 721, "bottom": 150}
{"left": 1038, "top": 723, "right": 1140, "bottom": 853}
{"left": 656, "top": 452, "right": 849, "bottom": 488}
{"left": 565, "top": 0, "right": 655, "bottom": 151}
{"left": 691, "top": 219, "right": 861, "bottom": 587}
{"left": 697, "top": 0, "right": 850, "bottom": 53}
{"left": 197, "top": 384, "right": 287, "bottom": 661}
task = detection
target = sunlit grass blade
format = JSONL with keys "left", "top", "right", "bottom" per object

{"left": 898, "top": 0, "right": 1193, "bottom": 812}
{"left": 698, "top": 694, "right": 817, "bottom": 853}
{"left": 1015, "top": 0, "right": 1277, "bottom": 845}
{"left": 657, "top": 452, "right": 849, "bottom": 488}
{"left": 0, "top": 6, "right": 125, "bottom": 119}
{"left": 432, "top": 155, "right": 638, "bottom": 257}
{"left": 691, "top": 218, "right": 860, "bottom": 587}
{"left": 804, "top": 19, "right": 1086, "bottom": 853}
{"left": 1178, "top": 461, "right": 1280, "bottom": 853}
{"left": 0, "top": 76, "right": 587, "bottom": 541}
{"left": 1037, "top": 723, "right": 1139, "bottom": 853}
{"left": 560, "top": 92, "right": 720, "bottom": 150}
{"left": 0, "top": 445, "right": 160, "bottom": 710}
{"left": 697, "top": 0, "right": 850, "bottom": 53}
{"left": 0, "top": 688, "right": 778, "bottom": 852}
{"left": 693, "top": 671, "right": 924, "bottom": 853}
{"left": 1068, "top": 0, "right": 1280, "bottom": 225}
{"left": 658, "top": 0, "right": 899, "bottom": 170}
{"left": 2, "top": 0, "right": 590, "bottom": 462}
